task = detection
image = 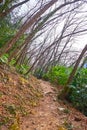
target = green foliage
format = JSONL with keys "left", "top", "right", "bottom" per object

{"left": 0, "top": 54, "right": 16, "bottom": 66}
{"left": 40, "top": 66, "right": 87, "bottom": 116}
{"left": 0, "top": 18, "right": 16, "bottom": 48}
{"left": 16, "top": 64, "right": 29, "bottom": 75}
{"left": 0, "top": 0, "right": 10, "bottom": 13}
{"left": 0, "top": 6, "right": 24, "bottom": 50}
{"left": 42, "top": 73, "right": 49, "bottom": 81}
{"left": 43, "top": 66, "right": 72, "bottom": 85}
{"left": 0, "top": 53, "right": 9, "bottom": 63}
{"left": 69, "top": 85, "right": 87, "bottom": 115}
{"left": 68, "top": 68, "right": 87, "bottom": 115}
{"left": 72, "top": 68, "right": 87, "bottom": 87}
{"left": 9, "top": 58, "right": 16, "bottom": 66}
{"left": 0, "top": 53, "right": 29, "bottom": 76}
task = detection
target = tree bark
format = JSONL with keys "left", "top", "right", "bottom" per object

{"left": 0, "top": 0, "right": 81, "bottom": 56}
{"left": 61, "top": 44, "right": 87, "bottom": 98}
{"left": 0, "top": 0, "right": 58, "bottom": 56}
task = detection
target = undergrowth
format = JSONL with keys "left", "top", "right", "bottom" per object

{"left": 1, "top": 54, "right": 87, "bottom": 116}
{"left": 0, "top": 53, "right": 29, "bottom": 76}
{"left": 68, "top": 69, "right": 87, "bottom": 116}
{"left": 34, "top": 66, "right": 87, "bottom": 116}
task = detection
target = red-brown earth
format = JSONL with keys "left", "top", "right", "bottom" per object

{"left": 0, "top": 64, "right": 87, "bottom": 130}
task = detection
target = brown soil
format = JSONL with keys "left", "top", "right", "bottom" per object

{"left": 21, "top": 80, "right": 87, "bottom": 130}
{"left": 0, "top": 64, "right": 87, "bottom": 130}
{"left": 0, "top": 65, "right": 42, "bottom": 130}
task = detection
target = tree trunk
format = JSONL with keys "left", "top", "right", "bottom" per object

{"left": 61, "top": 44, "right": 87, "bottom": 98}
{"left": 0, "top": 0, "right": 58, "bottom": 56}
{"left": 0, "top": 0, "right": 81, "bottom": 56}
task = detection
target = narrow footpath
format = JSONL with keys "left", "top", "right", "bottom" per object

{"left": 21, "top": 80, "right": 87, "bottom": 130}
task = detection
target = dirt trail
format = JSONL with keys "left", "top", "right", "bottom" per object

{"left": 21, "top": 80, "right": 87, "bottom": 130}
{"left": 21, "top": 80, "right": 60, "bottom": 130}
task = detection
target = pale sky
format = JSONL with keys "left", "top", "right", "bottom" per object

{"left": 73, "top": 35, "right": 87, "bottom": 50}
{"left": 18, "top": 0, "right": 87, "bottom": 51}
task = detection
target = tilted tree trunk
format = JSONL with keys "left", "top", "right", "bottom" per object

{"left": 0, "top": 0, "right": 81, "bottom": 57}
{"left": 60, "top": 44, "right": 87, "bottom": 98}
{"left": 0, "top": 0, "right": 58, "bottom": 56}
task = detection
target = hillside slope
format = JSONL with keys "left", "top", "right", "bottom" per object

{"left": 21, "top": 80, "right": 87, "bottom": 130}
{"left": 0, "top": 64, "right": 87, "bottom": 130}
{"left": 0, "top": 64, "right": 42, "bottom": 130}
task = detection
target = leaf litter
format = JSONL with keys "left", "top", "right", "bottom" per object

{"left": 0, "top": 64, "right": 87, "bottom": 130}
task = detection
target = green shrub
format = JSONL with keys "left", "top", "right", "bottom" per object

{"left": 16, "top": 64, "right": 29, "bottom": 75}
{"left": 72, "top": 68, "right": 87, "bottom": 87}
{"left": 69, "top": 84, "right": 87, "bottom": 115}
{"left": 41, "top": 66, "right": 87, "bottom": 115}
{"left": 42, "top": 73, "right": 49, "bottom": 81}
{"left": 43, "top": 66, "right": 72, "bottom": 85}
{"left": 68, "top": 68, "right": 87, "bottom": 116}
{"left": 0, "top": 54, "right": 29, "bottom": 76}
{"left": 9, "top": 58, "right": 16, "bottom": 66}
{"left": 0, "top": 54, "right": 9, "bottom": 63}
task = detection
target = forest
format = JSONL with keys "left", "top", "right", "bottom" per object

{"left": 0, "top": 0, "right": 87, "bottom": 130}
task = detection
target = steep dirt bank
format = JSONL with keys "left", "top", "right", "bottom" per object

{"left": 0, "top": 64, "right": 87, "bottom": 130}
{"left": 0, "top": 64, "right": 42, "bottom": 130}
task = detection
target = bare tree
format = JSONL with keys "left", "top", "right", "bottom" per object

{"left": 60, "top": 44, "right": 87, "bottom": 98}
{"left": 0, "top": 0, "right": 30, "bottom": 18}
{"left": 0, "top": 0, "right": 84, "bottom": 57}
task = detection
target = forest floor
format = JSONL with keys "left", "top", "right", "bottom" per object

{"left": 20, "top": 80, "right": 87, "bottom": 130}
{"left": 0, "top": 64, "right": 87, "bottom": 130}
